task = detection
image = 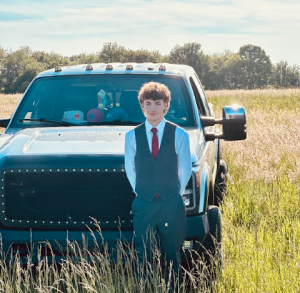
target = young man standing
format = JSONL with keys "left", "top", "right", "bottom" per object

{"left": 125, "top": 82, "right": 192, "bottom": 274}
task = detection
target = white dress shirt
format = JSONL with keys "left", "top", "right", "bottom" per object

{"left": 125, "top": 118, "right": 192, "bottom": 196}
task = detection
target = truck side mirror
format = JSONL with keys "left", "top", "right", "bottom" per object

{"left": 0, "top": 119, "right": 10, "bottom": 128}
{"left": 222, "top": 106, "right": 247, "bottom": 141}
{"left": 200, "top": 105, "right": 247, "bottom": 141}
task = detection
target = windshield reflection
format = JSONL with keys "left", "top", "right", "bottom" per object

{"left": 11, "top": 75, "right": 194, "bottom": 128}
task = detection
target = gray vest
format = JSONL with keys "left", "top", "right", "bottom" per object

{"left": 134, "top": 121, "right": 180, "bottom": 202}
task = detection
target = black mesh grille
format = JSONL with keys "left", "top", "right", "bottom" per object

{"left": 4, "top": 170, "right": 135, "bottom": 229}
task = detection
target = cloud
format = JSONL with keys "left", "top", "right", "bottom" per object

{"left": 0, "top": 0, "right": 299, "bottom": 64}
{"left": 0, "top": 10, "right": 39, "bottom": 21}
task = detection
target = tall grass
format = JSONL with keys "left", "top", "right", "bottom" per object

{"left": 0, "top": 94, "right": 22, "bottom": 117}
{"left": 207, "top": 89, "right": 300, "bottom": 292}
{"left": 0, "top": 89, "right": 299, "bottom": 292}
{"left": 0, "top": 225, "right": 217, "bottom": 292}
{"left": 0, "top": 94, "right": 21, "bottom": 133}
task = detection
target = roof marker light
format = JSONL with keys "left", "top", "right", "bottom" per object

{"left": 126, "top": 65, "right": 133, "bottom": 70}
{"left": 159, "top": 65, "right": 166, "bottom": 71}
{"left": 106, "top": 64, "right": 113, "bottom": 70}
{"left": 55, "top": 66, "right": 62, "bottom": 72}
{"left": 86, "top": 64, "right": 93, "bottom": 70}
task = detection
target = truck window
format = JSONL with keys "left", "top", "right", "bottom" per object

{"left": 189, "top": 77, "right": 208, "bottom": 116}
{"left": 194, "top": 73, "right": 212, "bottom": 116}
{"left": 11, "top": 75, "right": 195, "bottom": 128}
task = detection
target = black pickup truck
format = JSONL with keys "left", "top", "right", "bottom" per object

{"left": 0, "top": 63, "right": 246, "bottom": 264}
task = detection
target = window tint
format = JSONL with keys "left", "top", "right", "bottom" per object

{"left": 189, "top": 77, "right": 207, "bottom": 116}
{"left": 12, "top": 75, "right": 195, "bottom": 128}
{"left": 192, "top": 74, "right": 211, "bottom": 116}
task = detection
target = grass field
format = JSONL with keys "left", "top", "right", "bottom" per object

{"left": 207, "top": 89, "right": 300, "bottom": 292}
{"left": 0, "top": 89, "right": 299, "bottom": 292}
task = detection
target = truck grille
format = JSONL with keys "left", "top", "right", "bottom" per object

{"left": 1, "top": 168, "right": 135, "bottom": 230}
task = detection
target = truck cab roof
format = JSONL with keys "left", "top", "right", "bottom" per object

{"left": 37, "top": 63, "right": 192, "bottom": 78}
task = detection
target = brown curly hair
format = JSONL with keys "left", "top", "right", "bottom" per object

{"left": 138, "top": 82, "right": 171, "bottom": 114}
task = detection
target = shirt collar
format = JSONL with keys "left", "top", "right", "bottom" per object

{"left": 145, "top": 118, "right": 166, "bottom": 134}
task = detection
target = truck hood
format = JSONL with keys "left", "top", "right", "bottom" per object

{"left": 0, "top": 127, "right": 132, "bottom": 156}
{"left": 0, "top": 126, "right": 202, "bottom": 161}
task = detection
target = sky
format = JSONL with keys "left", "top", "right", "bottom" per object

{"left": 0, "top": 0, "right": 299, "bottom": 65}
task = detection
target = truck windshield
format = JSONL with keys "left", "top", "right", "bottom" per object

{"left": 11, "top": 74, "right": 195, "bottom": 128}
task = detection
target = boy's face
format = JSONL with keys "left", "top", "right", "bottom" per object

{"left": 141, "top": 98, "right": 168, "bottom": 126}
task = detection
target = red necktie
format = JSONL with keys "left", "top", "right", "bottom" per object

{"left": 151, "top": 128, "right": 159, "bottom": 158}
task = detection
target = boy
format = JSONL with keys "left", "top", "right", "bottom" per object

{"left": 125, "top": 82, "right": 192, "bottom": 274}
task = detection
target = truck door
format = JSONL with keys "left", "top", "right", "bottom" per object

{"left": 189, "top": 74, "right": 216, "bottom": 172}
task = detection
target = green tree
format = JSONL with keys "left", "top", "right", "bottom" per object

{"left": 3, "top": 46, "right": 44, "bottom": 93}
{"left": 69, "top": 53, "right": 99, "bottom": 65}
{"left": 3, "top": 46, "right": 31, "bottom": 93}
{"left": 97, "top": 43, "right": 164, "bottom": 64}
{"left": 14, "top": 69, "right": 37, "bottom": 93}
{"left": 0, "top": 46, "right": 6, "bottom": 92}
{"left": 99, "top": 42, "right": 127, "bottom": 63}
{"left": 168, "top": 42, "right": 209, "bottom": 86}
{"left": 32, "top": 51, "right": 70, "bottom": 69}
{"left": 289, "top": 65, "right": 300, "bottom": 87}
{"left": 224, "top": 54, "right": 246, "bottom": 89}
{"left": 270, "top": 61, "right": 300, "bottom": 88}
{"left": 205, "top": 51, "right": 233, "bottom": 89}
{"left": 238, "top": 44, "right": 272, "bottom": 89}
{"left": 125, "top": 49, "right": 162, "bottom": 63}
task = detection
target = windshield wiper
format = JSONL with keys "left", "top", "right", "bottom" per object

{"left": 86, "top": 120, "right": 141, "bottom": 126}
{"left": 19, "top": 118, "right": 141, "bottom": 127}
{"left": 19, "top": 118, "right": 77, "bottom": 126}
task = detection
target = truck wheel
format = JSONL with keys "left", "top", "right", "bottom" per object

{"left": 214, "top": 160, "right": 227, "bottom": 205}
{"left": 201, "top": 205, "right": 222, "bottom": 279}
{"left": 203, "top": 205, "right": 221, "bottom": 256}
{"left": 181, "top": 206, "right": 222, "bottom": 280}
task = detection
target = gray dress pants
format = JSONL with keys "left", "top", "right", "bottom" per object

{"left": 132, "top": 194, "right": 187, "bottom": 272}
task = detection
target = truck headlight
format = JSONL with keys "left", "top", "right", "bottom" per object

{"left": 182, "top": 189, "right": 193, "bottom": 206}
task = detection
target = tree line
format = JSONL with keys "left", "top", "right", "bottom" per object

{"left": 0, "top": 42, "right": 299, "bottom": 93}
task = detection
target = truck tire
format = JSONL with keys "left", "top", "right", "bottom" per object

{"left": 201, "top": 205, "right": 222, "bottom": 280}
{"left": 214, "top": 160, "right": 227, "bottom": 205}
{"left": 203, "top": 205, "right": 222, "bottom": 256}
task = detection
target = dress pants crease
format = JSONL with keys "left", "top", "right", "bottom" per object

{"left": 132, "top": 194, "right": 187, "bottom": 272}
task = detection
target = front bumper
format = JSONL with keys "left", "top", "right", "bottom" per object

{"left": 0, "top": 213, "right": 209, "bottom": 263}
